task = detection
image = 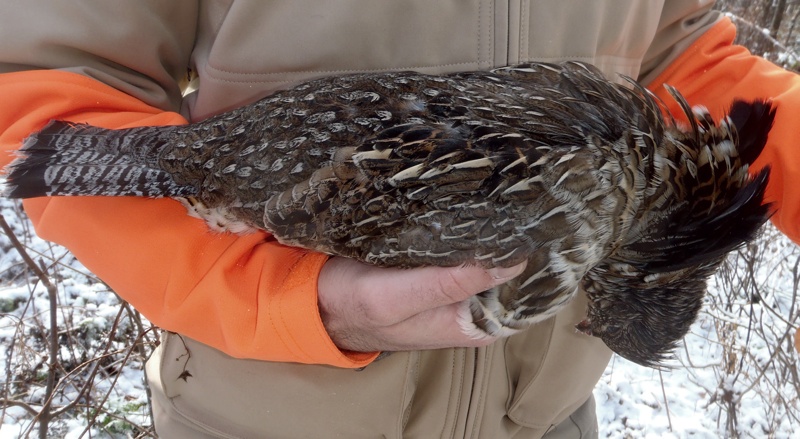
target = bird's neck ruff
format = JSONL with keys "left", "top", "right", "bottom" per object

{"left": 579, "top": 91, "right": 774, "bottom": 368}
{"left": 615, "top": 87, "right": 774, "bottom": 274}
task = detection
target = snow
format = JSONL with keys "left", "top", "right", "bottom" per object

{"left": 0, "top": 199, "right": 154, "bottom": 438}
{"left": 596, "top": 227, "right": 800, "bottom": 438}
{"left": 1, "top": 195, "right": 798, "bottom": 438}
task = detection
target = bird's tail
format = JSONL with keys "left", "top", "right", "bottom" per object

{"left": 3, "top": 121, "right": 195, "bottom": 199}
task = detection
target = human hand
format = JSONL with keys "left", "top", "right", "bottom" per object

{"left": 317, "top": 257, "right": 527, "bottom": 353}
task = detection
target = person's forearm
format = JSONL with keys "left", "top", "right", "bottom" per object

{"left": 0, "top": 70, "right": 372, "bottom": 367}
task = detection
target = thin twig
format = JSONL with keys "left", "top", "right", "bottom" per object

{"left": 0, "top": 398, "right": 40, "bottom": 416}
{"left": 658, "top": 369, "right": 673, "bottom": 432}
{"left": 0, "top": 214, "right": 60, "bottom": 439}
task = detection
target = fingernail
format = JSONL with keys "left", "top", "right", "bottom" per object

{"left": 487, "top": 262, "right": 526, "bottom": 281}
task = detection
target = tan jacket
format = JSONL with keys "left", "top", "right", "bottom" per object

{"left": 2, "top": 1, "right": 719, "bottom": 119}
{"left": 0, "top": 1, "right": 721, "bottom": 437}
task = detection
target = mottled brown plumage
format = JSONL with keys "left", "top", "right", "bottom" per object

{"left": 3, "top": 62, "right": 773, "bottom": 367}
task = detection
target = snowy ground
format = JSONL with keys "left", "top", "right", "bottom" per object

{"left": 595, "top": 227, "right": 800, "bottom": 438}
{"left": 1, "top": 197, "right": 798, "bottom": 438}
{"left": 0, "top": 200, "right": 155, "bottom": 438}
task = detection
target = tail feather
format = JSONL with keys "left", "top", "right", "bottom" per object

{"left": 3, "top": 121, "right": 196, "bottom": 199}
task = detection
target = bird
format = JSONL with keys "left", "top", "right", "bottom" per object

{"left": 2, "top": 61, "right": 774, "bottom": 367}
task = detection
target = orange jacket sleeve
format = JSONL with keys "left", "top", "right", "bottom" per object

{"left": 646, "top": 17, "right": 800, "bottom": 244}
{"left": 0, "top": 70, "right": 378, "bottom": 368}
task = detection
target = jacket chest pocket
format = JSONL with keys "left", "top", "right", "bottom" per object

{"left": 193, "top": 0, "right": 496, "bottom": 116}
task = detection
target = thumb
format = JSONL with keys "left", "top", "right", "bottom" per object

{"left": 361, "top": 262, "right": 527, "bottom": 323}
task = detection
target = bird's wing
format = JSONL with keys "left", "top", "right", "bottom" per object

{"left": 261, "top": 120, "right": 541, "bottom": 268}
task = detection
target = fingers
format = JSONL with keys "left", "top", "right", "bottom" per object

{"left": 371, "top": 301, "right": 497, "bottom": 351}
{"left": 353, "top": 261, "right": 526, "bottom": 324}
{"left": 317, "top": 257, "right": 526, "bottom": 352}
{"left": 323, "top": 298, "right": 496, "bottom": 352}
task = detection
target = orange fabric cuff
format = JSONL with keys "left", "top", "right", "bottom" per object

{"left": 646, "top": 17, "right": 800, "bottom": 243}
{"left": 0, "top": 70, "right": 377, "bottom": 368}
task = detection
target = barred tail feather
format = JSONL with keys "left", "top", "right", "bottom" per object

{"left": 3, "top": 121, "right": 195, "bottom": 199}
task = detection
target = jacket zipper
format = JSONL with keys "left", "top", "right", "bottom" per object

{"left": 461, "top": 347, "right": 485, "bottom": 439}
{"left": 505, "top": 0, "right": 524, "bottom": 66}
{"left": 459, "top": 3, "right": 520, "bottom": 436}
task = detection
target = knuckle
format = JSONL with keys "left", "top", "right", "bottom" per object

{"left": 349, "top": 273, "right": 397, "bottom": 327}
{"left": 356, "top": 293, "right": 395, "bottom": 327}
{"left": 436, "top": 267, "right": 483, "bottom": 302}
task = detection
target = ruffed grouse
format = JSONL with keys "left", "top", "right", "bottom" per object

{"left": 3, "top": 62, "right": 773, "bottom": 367}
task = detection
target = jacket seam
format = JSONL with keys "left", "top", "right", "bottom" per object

{"left": 467, "top": 345, "right": 491, "bottom": 438}
{"left": 505, "top": 319, "right": 555, "bottom": 428}
{"left": 400, "top": 352, "right": 420, "bottom": 434}
{"left": 519, "top": 0, "right": 528, "bottom": 62}
{"left": 644, "top": 17, "right": 730, "bottom": 90}
{"left": 478, "top": 0, "right": 483, "bottom": 65}
{"left": 442, "top": 349, "right": 464, "bottom": 439}
{"left": 202, "top": 61, "right": 487, "bottom": 85}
